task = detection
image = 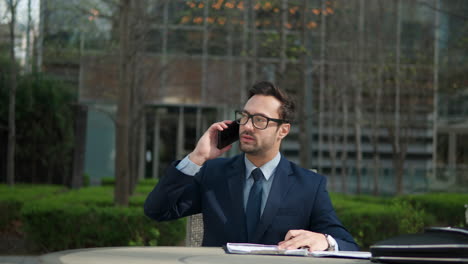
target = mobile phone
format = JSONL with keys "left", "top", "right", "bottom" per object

{"left": 216, "top": 121, "right": 240, "bottom": 149}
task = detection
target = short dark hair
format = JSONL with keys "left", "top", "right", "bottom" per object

{"left": 248, "top": 81, "right": 296, "bottom": 123}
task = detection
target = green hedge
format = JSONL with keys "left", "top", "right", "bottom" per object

{"left": 100, "top": 177, "right": 158, "bottom": 187}
{"left": 330, "top": 192, "right": 467, "bottom": 250}
{"left": 21, "top": 201, "right": 185, "bottom": 251}
{"left": 2, "top": 184, "right": 466, "bottom": 253}
{"left": 0, "top": 183, "right": 184, "bottom": 253}
{"left": 0, "top": 184, "right": 65, "bottom": 230}
{"left": 399, "top": 193, "right": 468, "bottom": 227}
{"left": 335, "top": 200, "right": 434, "bottom": 249}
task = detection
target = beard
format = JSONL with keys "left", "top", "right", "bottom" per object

{"left": 239, "top": 142, "right": 261, "bottom": 154}
{"left": 239, "top": 131, "right": 263, "bottom": 154}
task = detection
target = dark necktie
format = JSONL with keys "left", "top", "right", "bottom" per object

{"left": 246, "top": 168, "right": 263, "bottom": 241}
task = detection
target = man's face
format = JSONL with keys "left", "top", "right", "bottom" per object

{"left": 239, "top": 95, "right": 289, "bottom": 156}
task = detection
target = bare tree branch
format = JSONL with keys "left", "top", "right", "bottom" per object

{"left": 417, "top": 0, "right": 468, "bottom": 20}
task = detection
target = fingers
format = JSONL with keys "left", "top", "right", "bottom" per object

{"left": 190, "top": 120, "right": 235, "bottom": 165}
{"left": 283, "top": 229, "right": 302, "bottom": 241}
{"left": 210, "top": 120, "right": 232, "bottom": 132}
{"left": 278, "top": 230, "right": 307, "bottom": 250}
{"left": 278, "top": 230, "right": 328, "bottom": 252}
{"left": 219, "top": 143, "right": 233, "bottom": 153}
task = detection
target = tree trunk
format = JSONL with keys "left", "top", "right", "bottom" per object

{"left": 327, "top": 69, "right": 338, "bottom": 190}
{"left": 37, "top": 0, "right": 44, "bottom": 71}
{"left": 25, "top": 0, "right": 32, "bottom": 73}
{"left": 372, "top": 61, "right": 383, "bottom": 195}
{"left": 340, "top": 76, "right": 349, "bottom": 193}
{"left": 7, "top": 0, "right": 19, "bottom": 186}
{"left": 280, "top": 0, "right": 287, "bottom": 74}
{"left": 394, "top": 0, "right": 403, "bottom": 194}
{"left": 201, "top": 0, "right": 209, "bottom": 103}
{"left": 432, "top": 0, "right": 440, "bottom": 183}
{"left": 249, "top": 0, "right": 257, "bottom": 84}
{"left": 317, "top": 0, "right": 326, "bottom": 173}
{"left": 137, "top": 114, "right": 146, "bottom": 181}
{"left": 71, "top": 104, "right": 87, "bottom": 189}
{"left": 299, "top": 0, "right": 311, "bottom": 170}
{"left": 354, "top": 0, "right": 365, "bottom": 194}
{"left": 371, "top": 1, "right": 385, "bottom": 196}
{"left": 115, "top": 0, "right": 131, "bottom": 206}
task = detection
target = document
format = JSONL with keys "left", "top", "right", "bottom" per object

{"left": 226, "top": 243, "right": 371, "bottom": 259}
{"left": 310, "top": 250, "right": 372, "bottom": 259}
{"left": 226, "top": 243, "right": 309, "bottom": 256}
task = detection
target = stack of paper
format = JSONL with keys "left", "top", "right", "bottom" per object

{"left": 226, "top": 243, "right": 371, "bottom": 259}
{"left": 226, "top": 243, "right": 309, "bottom": 256}
{"left": 310, "top": 250, "right": 372, "bottom": 259}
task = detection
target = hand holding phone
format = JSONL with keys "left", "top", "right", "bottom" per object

{"left": 189, "top": 121, "right": 239, "bottom": 165}
{"left": 217, "top": 121, "right": 240, "bottom": 149}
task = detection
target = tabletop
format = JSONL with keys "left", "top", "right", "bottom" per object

{"left": 40, "top": 246, "right": 374, "bottom": 264}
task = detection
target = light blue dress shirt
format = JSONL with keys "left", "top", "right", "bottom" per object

{"left": 242, "top": 153, "right": 280, "bottom": 215}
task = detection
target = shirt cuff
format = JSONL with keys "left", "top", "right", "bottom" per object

{"left": 176, "top": 155, "right": 202, "bottom": 176}
{"left": 327, "top": 235, "right": 339, "bottom": 251}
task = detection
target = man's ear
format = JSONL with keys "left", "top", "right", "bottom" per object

{"left": 278, "top": 123, "right": 290, "bottom": 139}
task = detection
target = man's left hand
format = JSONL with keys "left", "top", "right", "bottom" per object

{"left": 277, "top": 229, "right": 328, "bottom": 252}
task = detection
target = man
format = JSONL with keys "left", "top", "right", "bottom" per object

{"left": 144, "top": 81, "right": 359, "bottom": 251}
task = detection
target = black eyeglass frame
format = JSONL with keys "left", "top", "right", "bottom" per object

{"left": 235, "top": 110, "right": 289, "bottom": 130}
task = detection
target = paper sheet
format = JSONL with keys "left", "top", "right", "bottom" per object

{"left": 310, "top": 251, "right": 372, "bottom": 259}
{"left": 226, "top": 243, "right": 371, "bottom": 259}
{"left": 226, "top": 243, "right": 309, "bottom": 256}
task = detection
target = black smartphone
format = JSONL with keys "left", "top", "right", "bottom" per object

{"left": 216, "top": 121, "right": 240, "bottom": 149}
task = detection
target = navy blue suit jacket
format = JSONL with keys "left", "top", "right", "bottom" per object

{"left": 144, "top": 154, "right": 359, "bottom": 251}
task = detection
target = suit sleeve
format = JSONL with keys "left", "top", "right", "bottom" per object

{"left": 144, "top": 161, "right": 202, "bottom": 221}
{"left": 309, "top": 176, "right": 360, "bottom": 251}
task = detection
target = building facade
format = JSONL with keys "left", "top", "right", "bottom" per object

{"left": 39, "top": 0, "right": 468, "bottom": 194}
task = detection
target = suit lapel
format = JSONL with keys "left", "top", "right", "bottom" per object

{"left": 226, "top": 155, "right": 248, "bottom": 241}
{"left": 252, "top": 156, "right": 294, "bottom": 243}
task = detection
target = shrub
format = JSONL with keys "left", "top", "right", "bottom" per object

{"left": 21, "top": 198, "right": 185, "bottom": 252}
{"left": 138, "top": 178, "right": 158, "bottom": 186}
{"left": 99, "top": 178, "right": 157, "bottom": 188}
{"left": 399, "top": 192, "right": 468, "bottom": 227}
{"left": 11, "top": 73, "right": 75, "bottom": 184}
{"left": 100, "top": 177, "right": 115, "bottom": 186}
{"left": 6, "top": 184, "right": 465, "bottom": 253}
{"left": 0, "top": 184, "right": 65, "bottom": 231}
{"left": 46, "top": 186, "right": 115, "bottom": 207}
{"left": 18, "top": 183, "right": 186, "bottom": 252}
{"left": 331, "top": 193, "right": 438, "bottom": 250}
{"left": 336, "top": 200, "right": 434, "bottom": 250}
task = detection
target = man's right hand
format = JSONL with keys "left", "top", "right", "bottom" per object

{"left": 188, "top": 121, "right": 234, "bottom": 166}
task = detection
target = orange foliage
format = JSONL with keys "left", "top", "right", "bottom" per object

{"left": 307, "top": 21, "right": 317, "bottom": 29}
{"left": 181, "top": 16, "right": 191, "bottom": 24}
{"left": 225, "top": 2, "right": 235, "bottom": 8}
{"left": 193, "top": 17, "right": 203, "bottom": 24}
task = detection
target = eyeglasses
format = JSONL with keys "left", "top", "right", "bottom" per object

{"left": 235, "top": 110, "right": 288, "bottom": 130}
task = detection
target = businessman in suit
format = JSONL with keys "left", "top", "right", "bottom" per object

{"left": 144, "top": 81, "right": 359, "bottom": 251}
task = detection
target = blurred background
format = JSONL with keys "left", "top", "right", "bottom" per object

{"left": 0, "top": 0, "right": 467, "bottom": 253}
{"left": 2, "top": 0, "right": 467, "bottom": 195}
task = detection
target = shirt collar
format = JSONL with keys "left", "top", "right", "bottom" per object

{"left": 244, "top": 152, "right": 281, "bottom": 181}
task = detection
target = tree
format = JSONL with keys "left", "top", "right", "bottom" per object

{"left": 114, "top": 0, "right": 167, "bottom": 205}
{"left": 5, "top": 0, "right": 21, "bottom": 186}
{"left": 114, "top": 0, "right": 131, "bottom": 206}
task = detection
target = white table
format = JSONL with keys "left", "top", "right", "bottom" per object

{"left": 40, "top": 247, "right": 373, "bottom": 264}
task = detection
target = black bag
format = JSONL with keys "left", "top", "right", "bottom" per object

{"left": 370, "top": 227, "right": 468, "bottom": 264}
